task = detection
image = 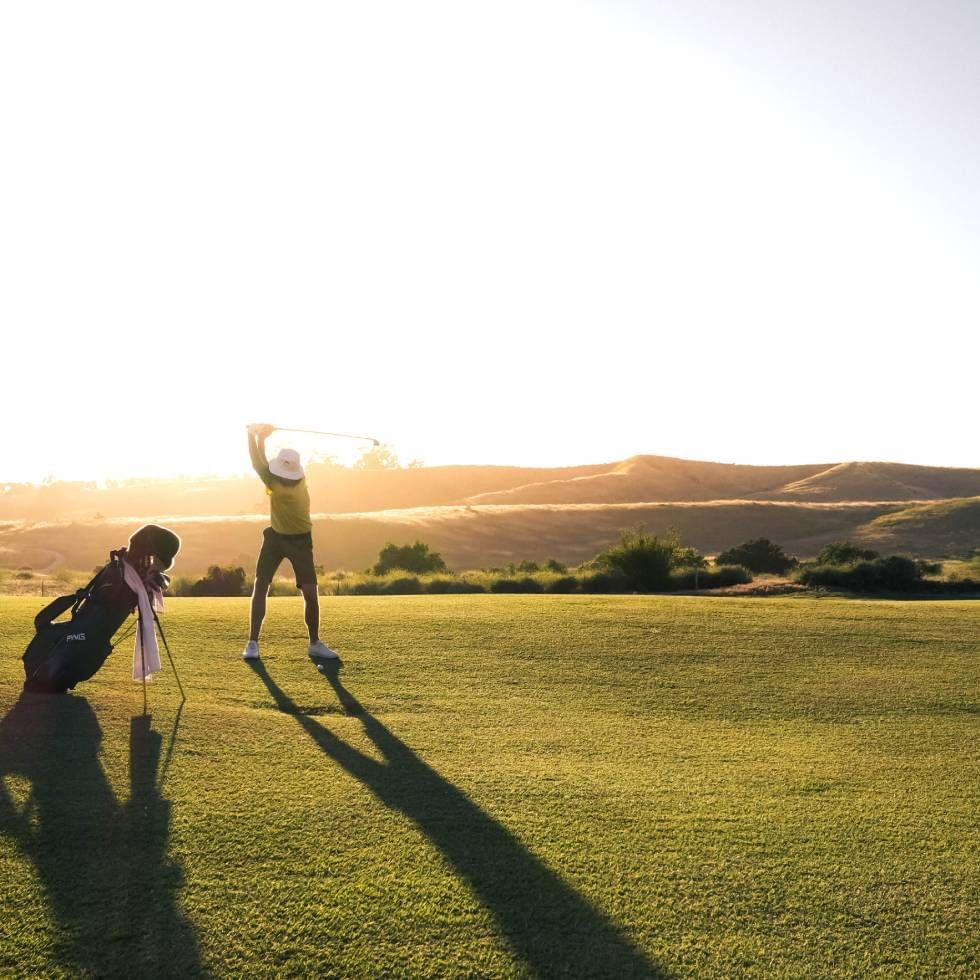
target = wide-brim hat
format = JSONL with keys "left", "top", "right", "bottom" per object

{"left": 269, "top": 448, "right": 304, "bottom": 480}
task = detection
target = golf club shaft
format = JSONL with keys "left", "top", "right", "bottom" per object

{"left": 272, "top": 426, "right": 380, "bottom": 446}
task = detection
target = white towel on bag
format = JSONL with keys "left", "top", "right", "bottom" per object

{"left": 122, "top": 560, "right": 165, "bottom": 681}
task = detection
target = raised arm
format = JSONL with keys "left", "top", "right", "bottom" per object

{"left": 247, "top": 424, "right": 275, "bottom": 483}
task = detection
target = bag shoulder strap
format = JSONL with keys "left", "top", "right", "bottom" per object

{"left": 32, "top": 550, "right": 132, "bottom": 632}
{"left": 66, "top": 555, "right": 120, "bottom": 618}
{"left": 33, "top": 592, "right": 84, "bottom": 631}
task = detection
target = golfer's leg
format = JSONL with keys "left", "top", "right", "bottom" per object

{"left": 250, "top": 577, "right": 271, "bottom": 642}
{"left": 300, "top": 584, "right": 320, "bottom": 643}
{"left": 251, "top": 528, "right": 283, "bottom": 647}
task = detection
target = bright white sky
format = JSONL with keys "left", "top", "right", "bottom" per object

{"left": 2, "top": 0, "right": 977, "bottom": 482}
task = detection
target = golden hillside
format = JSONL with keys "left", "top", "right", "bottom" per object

{"left": 0, "top": 499, "right": 958, "bottom": 576}
{"left": 752, "top": 461, "right": 980, "bottom": 502}
{"left": 6, "top": 456, "right": 978, "bottom": 522}
{"left": 464, "top": 456, "right": 831, "bottom": 505}
{"left": 2, "top": 456, "right": 978, "bottom": 575}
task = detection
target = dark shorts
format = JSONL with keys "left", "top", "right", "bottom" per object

{"left": 256, "top": 527, "right": 317, "bottom": 588}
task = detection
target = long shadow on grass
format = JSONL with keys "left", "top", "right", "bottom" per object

{"left": 0, "top": 695, "right": 204, "bottom": 977}
{"left": 249, "top": 661, "right": 666, "bottom": 979}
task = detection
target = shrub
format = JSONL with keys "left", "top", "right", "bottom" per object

{"left": 922, "top": 578, "right": 980, "bottom": 594}
{"left": 594, "top": 527, "right": 678, "bottom": 591}
{"left": 715, "top": 538, "right": 797, "bottom": 574}
{"left": 190, "top": 565, "right": 248, "bottom": 597}
{"left": 382, "top": 576, "right": 422, "bottom": 595}
{"left": 322, "top": 571, "right": 349, "bottom": 595}
{"left": 712, "top": 565, "right": 753, "bottom": 588}
{"left": 578, "top": 570, "right": 630, "bottom": 594}
{"left": 168, "top": 575, "right": 195, "bottom": 596}
{"left": 515, "top": 560, "right": 541, "bottom": 573}
{"left": 425, "top": 578, "right": 486, "bottom": 594}
{"left": 372, "top": 541, "right": 448, "bottom": 576}
{"left": 547, "top": 576, "right": 579, "bottom": 594}
{"left": 799, "top": 555, "right": 924, "bottom": 592}
{"left": 814, "top": 541, "right": 880, "bottom": 565}
{"left": 871, "top": 555, "right": 925, "bottom": 590}
{"left": 669, "top": 565, "right": 752, "bottom": 590}
{"left": 490, "top": 577, "right": 545, "bottom": 594}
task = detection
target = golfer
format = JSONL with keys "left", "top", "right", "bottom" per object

{"left": 242, "top": 423, "right": 338, "bottom": 661}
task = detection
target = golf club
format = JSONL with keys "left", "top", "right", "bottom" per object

{"left": 248, "top": 424, "right": 380, "bottom": 446}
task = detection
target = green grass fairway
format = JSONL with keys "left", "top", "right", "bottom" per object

{"left": 1, "top": 596, "right": 977, "bottom": 978}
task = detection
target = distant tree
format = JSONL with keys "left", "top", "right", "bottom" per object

{"left": 190, "top": 565, "right": 248, "bottom": 597}
{"left": 354, "top": 444, "right": 400, "bottom": 471}
{"left": 715, "top": 538, "right": 797, "bottom": 574}
{"left": 814, "top": 541, "right": 879, "bottom": 566}
{"left": 545, "top": 558, "right": 567, "bottom": 573}
{"left": 372, "top": 542, "right": 448, "bottom": 576}
{"left": 674, "top": 546, "right": 709, "bottom": 589}
{"left": 674, "top": 547, "right": 708, "bottom": 570}
{"left": 307, "top": 452, "right": 343, "bottom": 469}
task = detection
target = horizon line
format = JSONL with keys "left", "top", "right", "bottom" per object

{"left": 4, "top": 453, "right": 980, "bottom": 488}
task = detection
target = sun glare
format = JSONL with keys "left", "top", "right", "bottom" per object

{"left": 1, "top": 0, "right": 976, "bottom": 483}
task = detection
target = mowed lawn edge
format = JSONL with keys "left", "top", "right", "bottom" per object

{"left": 1, "top": 595, "right": 978, "bottom": 978}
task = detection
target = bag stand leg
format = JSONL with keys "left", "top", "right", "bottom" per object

{"left": 139, "top": 610, "right": 148, "bottom": 716}
{"left": 153, "top": 611, "right": 186, "bottom": 704}
{"left": 135, "top": 609, "right": 185, "bottom": 711}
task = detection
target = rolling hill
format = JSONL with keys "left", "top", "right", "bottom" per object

{"left": 463, "top": 457, "right": 980, "bottom": 506}
{"left": 463, "top": 456, "right": 832, "bottom": 505}
{"left": 2, "top": 498, "right": 977, "bottom": 577}
{"left": 1, "top": 456, "right": 978, "bottom": 575}
{"left": 4, "top": 457, "right": 980, "bottom": 522}
{"left": 751, "top": 461, "right": 980, "bottom": 502}
{"left": 859, "top": 497, "right": 980, "bottom": 557}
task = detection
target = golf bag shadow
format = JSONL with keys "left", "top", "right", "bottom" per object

{"left": 22, "top": 525, "right": 181, "bottom": 695}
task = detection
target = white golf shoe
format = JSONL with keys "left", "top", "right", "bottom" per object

{"left": 242, "top": 640, "right": 260, "bottom": 660}
{"left": 308, "top": 640, "right": 339, "bottom": 660}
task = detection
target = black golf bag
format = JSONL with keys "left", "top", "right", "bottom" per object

{"left": 22, "top": 524, "right": 181, "bottom": 694}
